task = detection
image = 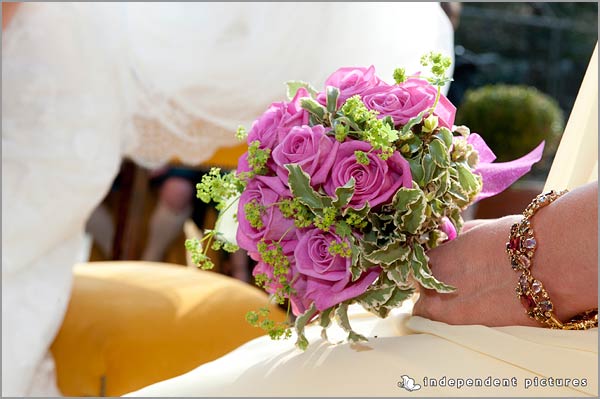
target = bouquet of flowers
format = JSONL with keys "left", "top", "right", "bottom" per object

{"left": 187, "top": 52, "right": 543, "bottom": 349}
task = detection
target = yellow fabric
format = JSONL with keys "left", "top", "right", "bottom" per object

{"left": 201, "top": 143, "right": 247, "bottom": 168}
{"left": 50, "top": 262, "right": 286, "bottom": 397}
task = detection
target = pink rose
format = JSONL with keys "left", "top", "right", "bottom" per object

{"left": 272, "top": 125, "right": 339, "bottom": 187}
{"left": 317, "top": 66, "right": 382, "bottom": 107}
{"left": 236, "top": 176, "right": 294, "bottom": 253}
{"left": 323, "top": 141, "right": 412, "bottom": 209}
{"left": 294, "top": 228, "right": 380, "bottom": 311}
{"left": 247, "top": 88, "right": 310, "bottom": 150}
{"left": 362, "top": 78, "right": 456, "bottom": 128}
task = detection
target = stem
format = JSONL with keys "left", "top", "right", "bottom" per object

{"left": 277, "top": 225, "right": 296, "bottom": 244}
{"left": 429, "top": 86, "right": 442, "bottom": 117}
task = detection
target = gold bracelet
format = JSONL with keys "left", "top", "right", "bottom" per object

{"left": 506, "top": 189, "right": 598, "bottom": 330}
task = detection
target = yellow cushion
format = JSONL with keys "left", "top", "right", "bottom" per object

{"left": 50, "top": 262, "right": 285, "bottom": 397}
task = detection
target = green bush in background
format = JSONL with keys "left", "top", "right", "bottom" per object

{"left": 456, "top": 84, "right": 564, "bottom": 177}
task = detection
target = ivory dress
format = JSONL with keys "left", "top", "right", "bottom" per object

{"left": 1, "top": 2, "right": 454, "bottom": 396}
{"left": 128, "top": 46, "right": 599, "bottom": 397}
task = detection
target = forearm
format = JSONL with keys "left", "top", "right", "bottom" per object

{"left": 531, "top": 181, "right": 598, "bottom": 320}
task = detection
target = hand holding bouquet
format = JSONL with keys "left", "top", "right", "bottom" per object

{"left": 187, "top": 53, "right": 544, "bottom": 349}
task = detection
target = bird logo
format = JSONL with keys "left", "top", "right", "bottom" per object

{"left": 397, "top": 375, "right": 422, "bottom": 392}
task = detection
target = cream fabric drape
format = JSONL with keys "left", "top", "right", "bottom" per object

{"left": 128, "top": 46, "right": 598, "bottom": 398}
{"left": 544, "top": 44, "right": 598, "bottom": 191}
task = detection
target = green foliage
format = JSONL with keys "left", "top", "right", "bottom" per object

{"left": 246, "top": 140, "right": 271, "bottom": 176}
{"left": 196, "top": 168, "right": 243, "bottom": 211}
{"left": 456, "top": 85, "right": 564, "bottom": 169}
{"left": 339, "top": 96, "right": 399, "bottom": 160}
{"left": 235, "top": 125, "right": 247, "bottom": 141}
{"left": 184, "top": 238, "right": 214, "bottom": 270}
{"left": 393, "top": 67, "right": 407, "bottom": 84}
{"left": 246, "top": 307, "right": 292, "bottom": 341}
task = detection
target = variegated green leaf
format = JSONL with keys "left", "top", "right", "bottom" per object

{"left": 368, "top": 212, "right": 394, "bottom": 233}
{"left": 435, "top": 170, "right": 450, "bottom": 197}
{"left": 359, "top": 283, "right": 396, "bottom": 309}
{"left": 456, "top": 163, "right": 479, "bottom": 195}
{"left": 363, "top": 240, "right": 411, "bottom": 266}
{"left": 427, "top": 228, "right": 447, "bottom": 249}
{"left": 411, "top": 244, "right": 455, "bottom": 293}
{"left": 422, "top": 153, "right": 436, "bottom": 183}
{"left": 408, "top": 157, "right": 425, "bottom": 186}
{"left": 392, "top": 187, "right": 423, "bottom": 212}
{"left": 447, "top": 206, "right": 464, "bottom": 233}
{"left": 332, "top": 177, "right": 355, "bottom": 209}
{"left": 335, "top": 220, "right": 352, "bottom": 238}
{"left": 319, "top": 307, "right": 334, "bottom": 341}
{"left": 286, "top": 80, "right": 318, "bottom": 100}
{"left": 387, "top": 260, "right": 411, "bottom": 286}
{"left": 295, "top": 303, "right": 318, "bottom": 350}
{"left": 400, "top": 196, "right": 427, "bottom": 234}
{"left": 335, "top": 303, "right": 368, "bottom": 343}
{"left": 429, "top": 139, "right": 450, "bottom": 168}
{"left": 383, "top": 286, "right": 415, "bottom": 308}
{"left": 286, "top": 164, "right": 332, "bottom": 210}
{"left": 300, "top": 98, "right": 326, "bottom": 120}
{"left": 448, "top": 179, "right": 469, "bottom": 202}
{"left": 400, "top": 110, "right": 427, "bottom": 136}
{"left": 434, "top": 127, "right": 453, "bottom": 148}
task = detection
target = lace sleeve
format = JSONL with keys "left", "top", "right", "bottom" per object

{"left": 120, "top": 2, "right": 455, "bottom": 168}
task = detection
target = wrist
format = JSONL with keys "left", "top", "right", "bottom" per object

{"left": 506, "top": 189, "right": 598, "bottom": 329}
